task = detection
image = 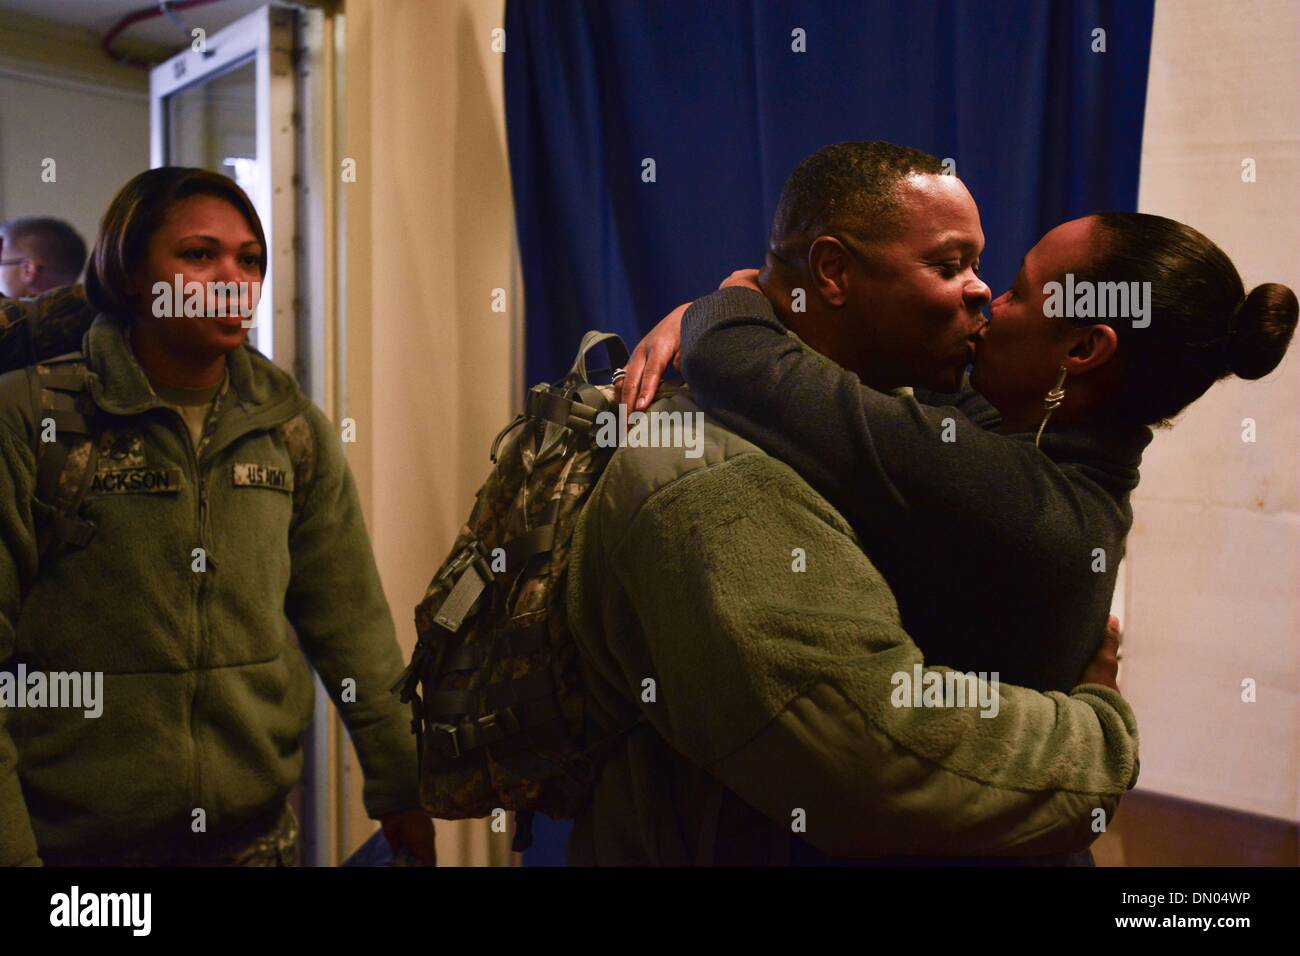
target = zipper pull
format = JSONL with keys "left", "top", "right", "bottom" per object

{"left": 198, "top": 477, "right": 217, "bottom": 569}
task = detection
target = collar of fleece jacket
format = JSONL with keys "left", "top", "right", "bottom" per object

{"left": 81, "top": 313, "right": 306, "bottom": 426}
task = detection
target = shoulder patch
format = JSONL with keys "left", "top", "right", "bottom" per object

{"left": 277, "top": 412, "right": 316, "bottom": 513}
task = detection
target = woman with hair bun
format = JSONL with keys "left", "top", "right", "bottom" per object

{"left": 622, "top": 201, "right": 1294, "bottom": 869}
{"left": 624, "top": 203, "right": 1297, "bottom": 706}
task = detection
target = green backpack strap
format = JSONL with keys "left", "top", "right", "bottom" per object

{"left": 20, "top": 355, "right": 318, "bottom": 566}
{"left": 276, "top": 411, "right": 317, "bottom": 525}
{"left": 490, "top": 331, "right": 630, "bottom": 463}
{"left": 532, "top": 331, "right": 629, "bottom": 461}
{"left": 568, "top": 330, "right": 630, "bottom": 384}
{"left": 25, "top": 354, "right": 99, "bottom": 565}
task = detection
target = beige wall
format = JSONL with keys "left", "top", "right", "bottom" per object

{"left": 0, "top": 10, "right": 149, "bottom": 259}
{"left": 340, "top": 0, "right": 518, "bottom": 865}
{"left": 1126, "top": 0, "right": 1299, "bottom": 821}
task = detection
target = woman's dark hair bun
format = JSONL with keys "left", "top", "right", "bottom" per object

{"left": 1226, "top": 283, "right": 1299, "bottom": 380}
{"left": 1077, "top": 214, "right": 1300, "bottom": 426}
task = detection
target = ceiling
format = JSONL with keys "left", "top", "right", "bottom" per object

{"left": 0, "top": 0, "right": 284, "bottom": 52}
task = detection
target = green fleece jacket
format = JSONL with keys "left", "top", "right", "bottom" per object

{"left": 0, "top": 312, "right": 418, "bottom": 866}
{"left": 565, "top": 390, "right": 1139, "bottom": 864}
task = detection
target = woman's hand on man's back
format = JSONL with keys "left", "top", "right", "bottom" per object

{"left": 620, "top": 268, "right": 763, "bottom": 410}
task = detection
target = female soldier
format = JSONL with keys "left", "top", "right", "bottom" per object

{"left": 0, "top": 167, "right": 434, "bottom": 866}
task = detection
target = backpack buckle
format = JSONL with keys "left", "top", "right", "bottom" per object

{"left": 432, "top": 722, "right": 462, "bottom": 759}
{"left": 477, "top": 707, "right": 521, "bottom": 738}
{"left": 432, "top": 540, "right": 497, "bottom": 633}
{"left": 438, "top": 540, "right": 495, "bottom": 586}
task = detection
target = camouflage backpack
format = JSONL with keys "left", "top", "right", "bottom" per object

{"left": 23, "top": 353, "right": 101, "bottom": 562}
{"left": 2, "top": 286, "right": 103, "bottom": 563}
{"left": 393, "top": 330, "right": 646, "bottom": 852}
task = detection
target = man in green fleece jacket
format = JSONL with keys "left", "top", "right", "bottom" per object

{"left": 565, "top": 141, "right": 1138, "bottom": 864}
{"left": 566, "top": 389, "right": 1136, "bottom": 865}
{"left": 0, "top": 301, "right": 422, "bottom": 866}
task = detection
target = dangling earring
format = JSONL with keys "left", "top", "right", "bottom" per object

{"left": 1034, "top": 366, "right": 1068, "bottom": 448}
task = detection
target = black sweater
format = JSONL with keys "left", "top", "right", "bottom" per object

{"left": 680, "top": 288, "right": 1153, "bottom": 694}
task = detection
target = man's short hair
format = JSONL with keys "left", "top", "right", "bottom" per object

{"left": 0, "top": 216, "right": 88, "bottom": 280}
{"left": 769, "top": 141, "right": 946, "bottom": 262}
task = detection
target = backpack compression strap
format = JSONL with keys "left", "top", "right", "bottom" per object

{"left": 26, "top": 355, "right": 99, "bottom": 562}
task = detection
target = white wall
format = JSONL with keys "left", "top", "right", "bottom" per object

{"left": 0, "top": 74, "right": 148, "bottom": 257}
{"left": 0, "top": 11, "right": 149, "bottom": 252}
{"left": 1126, "top": 0, "right": 1299, "bottom": 822}
{"left": 0, "top": 74, "right": 149, "bottom": 245}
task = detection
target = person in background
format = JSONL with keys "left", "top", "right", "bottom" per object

{"left": 0, "top": 217, "right": 88, "bottom": 298}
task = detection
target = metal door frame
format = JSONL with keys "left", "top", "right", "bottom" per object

{"left": 149, "top": 4, "right": 298, "bottom": 373}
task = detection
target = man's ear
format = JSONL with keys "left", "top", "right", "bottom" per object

{"left": 806, "top": 235, "right": 851, "bottom": 307}
{"left": 1065, "top": 322, "right": 1119, "bottom": 373}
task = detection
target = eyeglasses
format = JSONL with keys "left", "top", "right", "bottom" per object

{"left": 0, "top": 257, "right": 27, "bottom": 267}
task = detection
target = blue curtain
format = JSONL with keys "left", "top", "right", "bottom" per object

{"left": 503, "top": 0, "right": 1154, "bottom": 864}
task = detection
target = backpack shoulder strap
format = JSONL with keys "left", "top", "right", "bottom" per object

{"left": 0, "top": 297, "right": 37, "bottom": 370}
{"left": 277, "top": 410, "right": 317, "bottom": 522}
{"left": 26, "top": 353, "right": 99, "bottom": 563}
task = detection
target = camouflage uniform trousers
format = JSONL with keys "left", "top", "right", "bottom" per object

{"left": 221, "top": 802, "right": 300, "bottom": 867}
